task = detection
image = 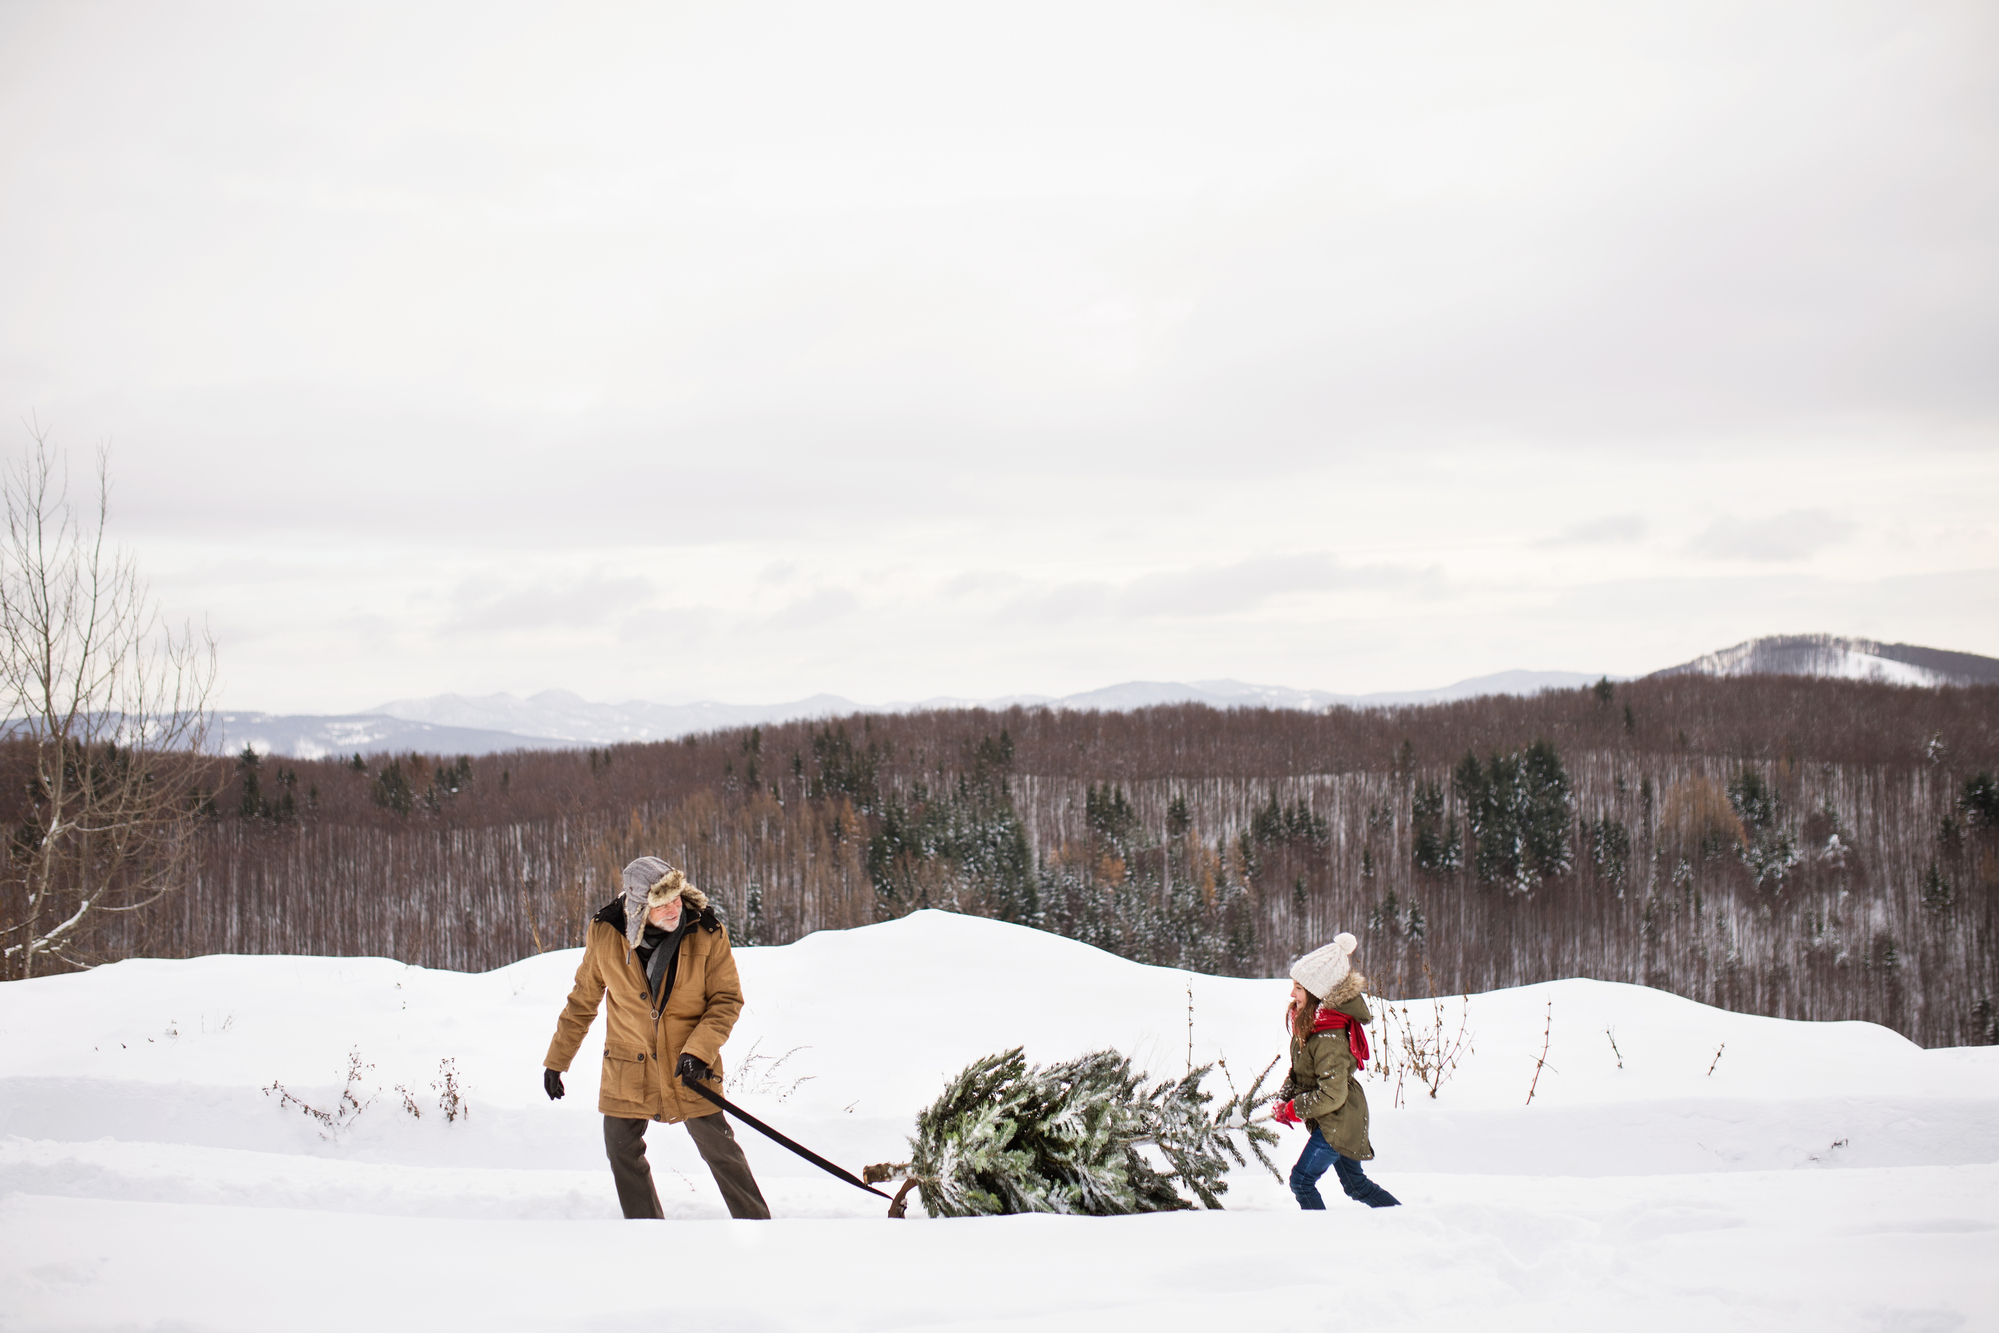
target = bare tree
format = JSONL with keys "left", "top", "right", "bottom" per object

{"left": 0, "top": 425, "right": 217, "bottom": 978}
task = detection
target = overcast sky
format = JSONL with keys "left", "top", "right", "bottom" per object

{"left": 2, "top": 0, "right": 1994, "bottom": 713}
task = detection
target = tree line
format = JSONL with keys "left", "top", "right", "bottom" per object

{"left": 22, "top": 674, "right": 1999, "bottom": 1047}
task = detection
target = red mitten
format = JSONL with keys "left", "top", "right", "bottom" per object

{"left": 1272, "top": 1099, "right": 1301, "bottom": 1128}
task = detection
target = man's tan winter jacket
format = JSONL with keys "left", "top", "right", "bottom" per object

{"left": 1283, "top": 989, "right": 1375, "bottom": 1161}
{"left": 543, "top": 898, "right": 742, "bottom": 1122}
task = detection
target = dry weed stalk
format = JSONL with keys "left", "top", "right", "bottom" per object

{"left": 1185, "top": 975, "right": 1195, "bottom": 1076}
{"left": 1378, "top": 963, "right": 1475, "bottom": 1108}
{"left": 433, "top": 1057, "right": 468, "bottom": 1121}
{"left": 1524, "top": 1000, "right": 1554, "bottom": 1105}
{"left": 264, "top": 1046, "right": 375, "bottom": 1139}
{"left": 267, "top": 1049, "right": 470, "bottom": 1133}
{"left": 726, "top": 1039, "right": 816, "bottom": 1103}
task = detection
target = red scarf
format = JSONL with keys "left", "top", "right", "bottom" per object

{"left": 1302, "top": 1006, "right": 1370, "bottom": 1071}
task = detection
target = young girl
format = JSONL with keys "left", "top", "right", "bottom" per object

{"left": 1272, "top": 932, "right": 1400, "bottom": 1209}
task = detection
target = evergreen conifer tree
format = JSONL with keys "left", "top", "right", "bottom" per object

{"left": 236, "top": 747, "right": 265, "bottom": 820}
{"left": 1458, "top": 741, "right": 1573, "bottom": 892}
{"left": 1962, "top": 772, "right": 1999, "bottom": 830}
{"left": 894, "top": 1047, "right": 1280, "bottom": 1217}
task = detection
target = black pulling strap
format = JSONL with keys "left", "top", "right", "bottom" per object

{"left": 680, "top": 1070, "right": 895, "bottom": 1202}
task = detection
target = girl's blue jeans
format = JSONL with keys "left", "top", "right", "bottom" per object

{"left": 1289, "top": 1124, "right": 1401, "bottom": 1209}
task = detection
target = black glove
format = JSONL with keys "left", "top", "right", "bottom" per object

{"left": 543, "top": 1068, "right": 565, "bottom": 1100}
{"left": 676, "top": 1053, "right": 711, "bottom": 1085}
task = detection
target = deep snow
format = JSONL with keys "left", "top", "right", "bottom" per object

{"left": 2, "top": 910, "right": 1996, "bottom": 1330}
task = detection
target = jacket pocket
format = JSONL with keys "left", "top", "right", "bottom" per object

{"left": 602, "top": 1046, "right": 649, "bottom": 1106}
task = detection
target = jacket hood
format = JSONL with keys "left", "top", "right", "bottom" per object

{"left": 1330, "top": 990, "right": 1373, "bottom": 1027}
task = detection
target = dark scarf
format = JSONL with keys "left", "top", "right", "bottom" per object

{"left": 634, "top": 915, "right": 695, "bottom": 1011}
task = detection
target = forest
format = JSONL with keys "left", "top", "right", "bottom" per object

{"left": 39, "top": 674, "right": 1999, "bottom": 1047}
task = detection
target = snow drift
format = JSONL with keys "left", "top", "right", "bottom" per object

{"left": 2, "top": 911, "right": 1996, "bottom": 1330}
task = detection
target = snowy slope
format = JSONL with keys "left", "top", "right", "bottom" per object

{"left": 3, "top": 912, "right": 1996, "bottom": 1330}
{"left": 1657, "top": 634, "right": 1999, "bottom": 686}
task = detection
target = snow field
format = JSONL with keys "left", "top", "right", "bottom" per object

{"left": 2, "top": 910, "right": 1996, "bottom": 1330}
{"left": 7, "top": 1170, "right": 1996, "bottom": 1333}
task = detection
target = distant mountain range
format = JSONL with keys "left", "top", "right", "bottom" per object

{"left": 216, "top": 670, "right": 1604, "bottom": 760}
{"left": 218, "top": 634, "right": 1997, "bottom": 759}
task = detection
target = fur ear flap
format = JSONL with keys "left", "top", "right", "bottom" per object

{"left": 646, "top": 867, "right": 710, "bottom": 911}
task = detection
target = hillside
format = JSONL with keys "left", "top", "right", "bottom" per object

{"left": 1657, "top": 634, "right": 1999, "bottom": 687}
{"left": 45, "top": 674, "right": 1999, "bottom": 1048}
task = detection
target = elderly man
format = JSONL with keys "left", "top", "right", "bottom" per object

{"left": 542, "top": 856, "right": 770, "bottom": 1219}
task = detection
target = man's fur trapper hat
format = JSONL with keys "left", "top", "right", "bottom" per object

{"left": 619, "top": 856, "right": 709, "bottom": 948}
{"left": 1290, "top": 932, "right": 1360, "bottom": 1003}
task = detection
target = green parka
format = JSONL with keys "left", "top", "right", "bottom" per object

{"left": 1281, "top": 992, "right": 1375, "bottom": 1161}
{"left": 543, "top": 896, "right": 743, "bottom": 1122}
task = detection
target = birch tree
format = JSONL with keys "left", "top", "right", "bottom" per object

{"left": 0, "top": 428, "right": 217, "bottom": 978}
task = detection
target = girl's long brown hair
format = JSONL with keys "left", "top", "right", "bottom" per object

{"left": 1286, "top": 985, "right": 1323, "bottom": 1035}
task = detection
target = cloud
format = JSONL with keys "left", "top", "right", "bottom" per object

{"left": 757, "top": 561, "right": 801, "bottom": 585}
{"left": 942, "top": 570, "right": 1028, "bottom": 598}
{"left": 1119, "top": 553, "right": 1357, "bottom": 617}
{"left": 1002, "top": 553, "right": 1431, "bottom": 624}
{"left": 445, "top": 573, "right": 656, "bottom": 634}
{"left": 1005, "top": 581, "right": 1117, "bottom": 625}
{"left": 1535, "top": 513, "right": 1648, "bottom": 548}
{"left": 764, "top": 587, "right": 860, "bottom": 631}
{"left": 1691, "top": 509, "right": 1858, "bottom": 562}
{"left": 14, "top": 4, "right": 1993, "bottom": 710}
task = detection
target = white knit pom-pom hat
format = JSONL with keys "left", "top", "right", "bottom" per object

{"left": 1290, "top": 932, "right": 1358, "bottom": 1000}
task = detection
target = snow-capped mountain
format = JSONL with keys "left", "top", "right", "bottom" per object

{"left": 341, "top": 672, "right": 1597, "bottom": 752}
{"left": 1654, "top": 634, "right": 1999, "bottom": 687}
{"left": 369, "top": 671, "right": 1605, "bottom": 736}
{"left": 213, "top": 712, "right": 577, "bottom": 762}
{"left": 1027, "top": 673, "right": 1598, "bottom": 710}
{"left": 368, "top": 689, "right": 871, "bottom": 745}
{"left": 1340, "top": 669, "right": 1605, "bottom": 706}
{"left": 221, "top": 670, "right": 1603, "bottom": 758}
{"left": 220, "top": 635, "right": 1996, "bottom": 760}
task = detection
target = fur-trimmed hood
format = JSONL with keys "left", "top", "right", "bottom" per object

{"left": 594, "top": 895, "right": 722, "bottom": 948}
{"left": 1319, "top": 969, "right": 1368, "bottom": 1009}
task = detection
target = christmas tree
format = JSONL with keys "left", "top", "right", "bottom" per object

{"left": 873, "top": 1047, "right": 1281, "bottom": 1217}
